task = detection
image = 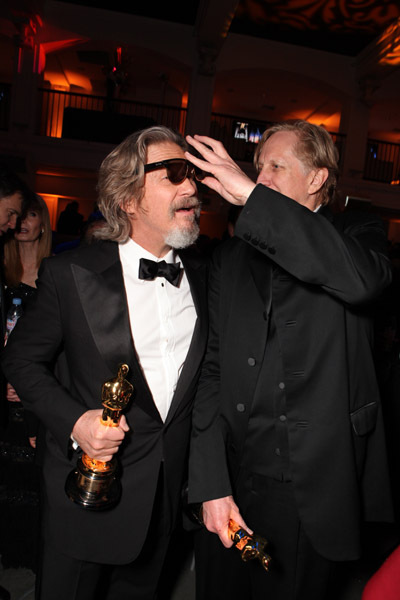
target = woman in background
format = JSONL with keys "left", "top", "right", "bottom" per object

{"left": 4, "top": 193, "right": 52, "bottom": 309}
{"left": 4, "top": 193, "right": 52, "bottom": 447}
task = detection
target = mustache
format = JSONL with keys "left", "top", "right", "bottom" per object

{"left": 173, "top": 197, "right": 201, "bottom": 210}
{"left": 172, "top": 198, "right": 202, "bottom": 212}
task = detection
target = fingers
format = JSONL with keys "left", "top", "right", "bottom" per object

{"left": 28, "top": 436, "right": 36, "bottom": 449}
{"left": 7, "top": 383, "right": 20, "bottom": 402}
{"left": 72, "top": 409, "right": 128, "bottom": 461}
{"left": 229, "top": 509, "right": 253, "bottom": 536}
{"left": 186, "top": 134, "right": 256, "bottom": 206}
{"left": 186, "top": 135, "right": 231, "bottom": 162}
{"left": 202, "top": 496, "right": 240, "bottom": 548}
{"left": 119, "top": 415, "right": 130, "bottom": 432}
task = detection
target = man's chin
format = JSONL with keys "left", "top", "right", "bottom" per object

{"left": 165, "top": 223, "right": 200, "bottom": 250}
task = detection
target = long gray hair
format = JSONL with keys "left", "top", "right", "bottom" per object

{"left": 95, "top": 126, "right": 188, "bottom": 242}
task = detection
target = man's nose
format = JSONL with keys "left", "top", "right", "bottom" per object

{"left": 256, "top": 169, "right": 271, "bottom": 186}
{"left": 180, "top": 175, "right": 197, "bottom": 195}
{"left": 8, "top": 215, "right": 18, "bottom": 229}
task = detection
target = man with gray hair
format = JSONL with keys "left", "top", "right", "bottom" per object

{"left": 186, "top": 120, "right": 393, "bottom": 599}
{"left": 2, "top": 126, "right": 208, "bottom": 599}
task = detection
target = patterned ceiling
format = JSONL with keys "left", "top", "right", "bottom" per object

{"left": 231, "top": 0, "right": 400, "bottom": 55}
{"left": 60, "top": 0, "right": 400, "bottom": 56}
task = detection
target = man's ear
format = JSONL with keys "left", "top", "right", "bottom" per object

{"left": 122, "top": 197, "right": 137, "bottom": 217}
{"left": 308, "top": 168, "right": 328, "bottom": 195}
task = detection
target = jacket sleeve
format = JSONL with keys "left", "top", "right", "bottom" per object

{"left": 235, "top": 184, "right": 392, "bottom": 305}
{"left": 1, "top": 258, "right": 87, "bottom": 455}
{"left": 188, "top": 244, "right": 233, "bottom": 503}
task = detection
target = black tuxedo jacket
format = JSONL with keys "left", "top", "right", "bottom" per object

{"left": 2, "top": 240, "right": 207, "bottom": 564}
{"left": 189, "top": 185, "right": 393, "bottom": 561}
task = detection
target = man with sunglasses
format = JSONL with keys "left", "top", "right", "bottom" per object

{"left": 186, "top": 121, "right": 393, "bottom": 600}
{"left": 2, "top": 126, "right": 207, "bottom": 600}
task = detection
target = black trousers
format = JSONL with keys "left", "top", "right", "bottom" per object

{"left": 35, "top": 472, "right": 170, "bottom": 600}
{"left": 194, "top": 472, "right": 335, "bottom": 600}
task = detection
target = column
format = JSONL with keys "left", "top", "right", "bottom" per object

{"left": 185, "top": 45, "right": 217, "bottom": 137}
{"left": 10, "top": 15, "right": 44, "bottom": 135}
{"left": 340, "top": 93, "right": 370, "bottom": 179}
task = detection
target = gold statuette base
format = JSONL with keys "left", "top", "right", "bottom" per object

{"left": 65, "top": 455, "right": 120, "bottom": 511}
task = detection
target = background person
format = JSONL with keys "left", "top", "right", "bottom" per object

{"left": 4, "top": 192, "right": 52, "bottom": 302}
{"left": 0, "top": 162, "right": 25, "bottom": 427}
{"left": 0, "top": 163, "right": 25, "bottom": 600}
{"left": 56, "top": 200, "right": 84, "bottom": 236}
{"left": 185, "top": 121, "right": 394, "bottom": 600}
{"left": 4, "top": 192, "right": 52, "bottom": 447}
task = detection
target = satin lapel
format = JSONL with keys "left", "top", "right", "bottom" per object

{"left": 165, "top": 255, "right": 208, "bottom": 424}
{"left": 71, "top": 248, "right": 160, "bottom": 422}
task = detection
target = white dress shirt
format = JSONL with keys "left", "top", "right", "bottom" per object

{"left": 119, "top": 239, "right": 197, "bottom": 421}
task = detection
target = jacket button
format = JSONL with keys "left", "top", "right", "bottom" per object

{"left": 279, "top": 414, "right": 287, "bottom": 422}
{"left": 248, "top": 357, "right": 256, "bottom": 366}
{"left": 251, "top": 237, "right": 259, "bottom": 246}
{"left": 268, "top": 246, "right": 276, "bottom": 255}
{"left": 236, "top": 403, "right": 245, "bottom": 413}
{"left": 244, "top": 232, "right": 251, "bottom": 241}
{"left": 259, "top": 241, "right": 267, "bottom": 250}
{"left": 278, "top": 382, "right": 285, "bottom": 390}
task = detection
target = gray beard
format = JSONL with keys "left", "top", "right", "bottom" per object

{"left": 164, "top": 221, "right": 200, "bottom": 249}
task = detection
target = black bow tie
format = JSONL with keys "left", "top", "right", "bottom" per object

{"left": 138, "top": 258, "right": 182, "bottom": 287}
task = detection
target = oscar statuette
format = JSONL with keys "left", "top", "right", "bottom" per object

{"left": 228, "top": 519, "right": 271, "bottom": 571}
{"left": 65, "top": 363, "right": 133, "bottom": 510}
{"left": 189, "top": 502, "right": 271, "bottom": 571}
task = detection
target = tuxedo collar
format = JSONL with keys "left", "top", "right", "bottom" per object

{"left": 71, "top": 241, "right": 207, "bottom": 424}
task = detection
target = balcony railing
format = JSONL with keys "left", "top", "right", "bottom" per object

{"left": 37, "top": 88, "right": 187, "bottom": 143}
{"left": 0, "top": 82, "right": 11, "bottom": 131}
{"left": 2, "top": 86, "right": 399, "bottom": 187}
{"left": 364, "top": 139, "right": 400, "bottom": 184}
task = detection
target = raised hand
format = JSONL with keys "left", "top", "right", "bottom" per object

{"left": 185, "top": 135, "right": 256, "bottom": 206}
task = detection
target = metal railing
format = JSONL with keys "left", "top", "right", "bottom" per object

{"left": 37, "top": 88, "right": 187, "bottom": 142}
{"left": 5, "top": 86, "right": 399, "bottom": 187}
{"left": 0, "top": 82, "right": 11, "bottom": 131}
{"left": 364, "top": 139, "right": 400, "bottom": 184}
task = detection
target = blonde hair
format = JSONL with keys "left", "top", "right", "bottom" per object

{"left": 254, "top": 120, "right": 339, "bottom": 206}
{"left": 4, "top": 194, "right": 52, "bottom": 287}
{"left": 95, "top": 126, "right": 188, "bottom": 242}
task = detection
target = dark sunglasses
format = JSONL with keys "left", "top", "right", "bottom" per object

{"left": 144, "top": 158, "right": 207, "bottom": 184}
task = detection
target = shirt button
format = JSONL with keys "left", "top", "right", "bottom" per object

{"left": 236, "top": 403, "right": 245, "bottom": 413}
{"left": 278, "top": 382, "right": 285, "bottom": 390}
{"left": 275, "top": 448, "right": 281, "bottom": 456}
{"left": 248, "top": 357, "right": 256, "bottom": 366}
{"left": 279, "top": 415, "right": 287, "bottom": 422}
